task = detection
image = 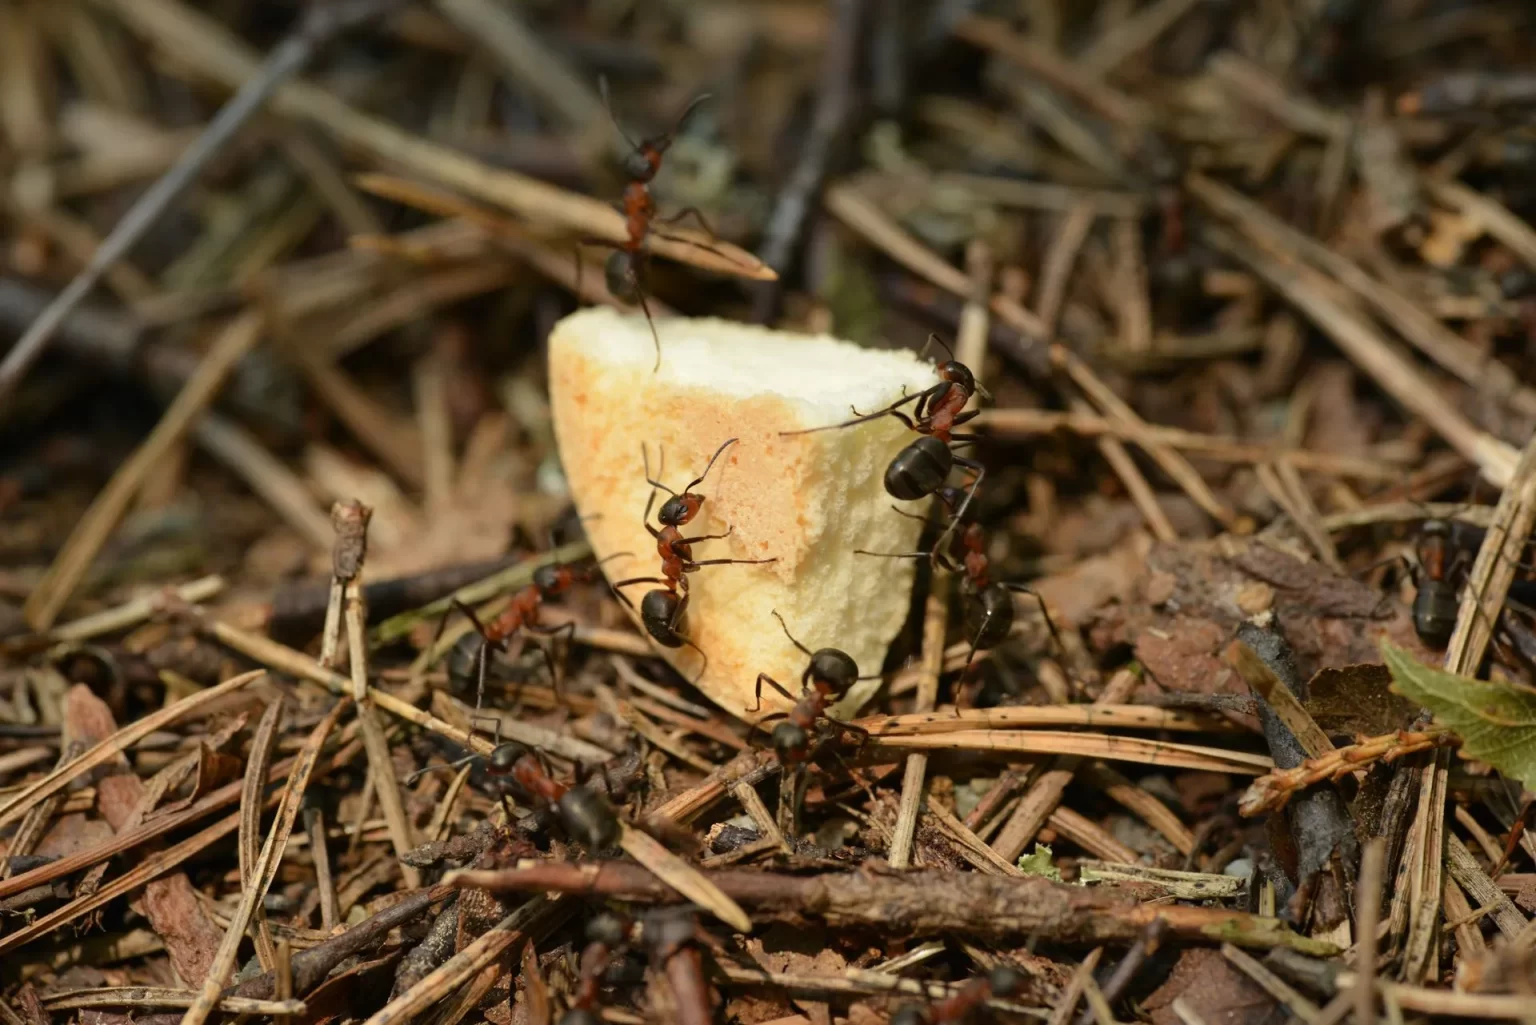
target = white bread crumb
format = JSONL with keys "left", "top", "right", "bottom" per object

{"left": 548, "top": 307, "right": 940, "bottom": 722}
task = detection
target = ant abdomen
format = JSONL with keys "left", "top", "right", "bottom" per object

{"left": 885, "top": 436, "right": 954, "bottom": 501}
{"left": 640, "top": 589, "right": 686, "bottom": 647}
{"left": 557, "top": 785, "right": 622, "bottom": 850}
{"left": 965, "top": 587, "right": 1016, "bottom": 651}
{"left": 605, "top": 250, "right": 639, "bottom": 302}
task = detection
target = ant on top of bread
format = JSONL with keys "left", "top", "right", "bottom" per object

{"left": 609, "top": 438, "right": 777, "bottom": 680}
{"left": 779, "top": 334, "right": 989, "bottom": 558}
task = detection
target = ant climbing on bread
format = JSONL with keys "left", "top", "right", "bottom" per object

{"left": 780, "top": 334, "right": 989, "bottom": 557}
{"left": 609, "top": 437, "right": 777, "bottom": 681}
{"left": 746, "top": 611, "right": 879, "bottom": 766}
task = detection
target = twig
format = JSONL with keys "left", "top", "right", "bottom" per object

{"left": 1198, "top": 223, "right": 1518, "bottom": 488}
{"left": 889, "top": 589, "right": 951, "bottom": 869}
{"left": 239, "top": 697, "right": 286, "bottom": 971}
{"left": 753, "top": 0, "right": 862, "bottom": 322}
{"left": 1238, "top": 729, "right": 1456, "bottom": 816}
{"left": 177, "top": 698, "right": 349, "bottom": 1025}
{"left": 448, "top": 862, "right": 1340, "bottom": 954}
{"left": 331, "top": 500, "right": 422, "bottom": 889}
{"left": 854, "top": 703, "right": 1235, "bottom": 735}
{"left": 1048, "top": 947, "right": 1103, "bottom": 1025}
{"left": 0, "top": 0, "right": 402, "bottom": 405}
{"left": 1220, "top": 943, "right": 1320, "bottom": 1023}
{"left": 990, "top": 670, "right": 1140, "bottom": 863}
{"left": 1076, "top": 0, "right": 1204, "bottom": 74}
{"left": 1075, "top": 918, "right": 1170, "bottom": 1025}
{"left": 22, "top": 312, "right": 263, "bottom": 629}
{"left": 96, "top": 0, "right": 773, "bottom": 281}
{"left": 0, "top": 669, "right": 265, "bottom": 832}
{"left": 43, "top": 575, "right": 224, "bottom": 643}
{"left": 192, "top": 413, "right": 334, "bottom": 551}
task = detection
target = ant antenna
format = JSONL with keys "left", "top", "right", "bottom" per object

{"left": 663, "top": 94, "right": 712, "bottom": 144}
{"left": 771, "top": 610, "right": 813, "bottom": 657}
{"left": 406, "top": 750, "right": 481, "bottom": 785}
{"left": 598, "top": 75, "right": 641, "bottom": 153}
{"left": 642, "top": 442, "right": 676, "bottom": 496}
{"left": 919, "top": 333, "right": 954, "bottom": 361}
{"left": 683, "top": 437, "right": 738, "bottom": 493}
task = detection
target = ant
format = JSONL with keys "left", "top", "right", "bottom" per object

{"left": 407, "top": 740, "right": 621, "bottom": 852}
{"left": 585, "top": 79, "right": 741, "bottom": 372}
{"left": 559, "top": 910, "right": 634, "bottom": 1025}
{"left": 860, "top": 487, "right": 1061, "bottom": 675}
{"left": 747, "top": 611, "right": 878, "bottom": 766}
{"left": 438, "top": 553, "right": 632, "bottom": 712}
{"left": 610, "top": 438, "right": 777, "bottom": 680}
{"left": 640, "top": 905, "right": 717, "bottom": 1025}
{"left": 890, "top": 965, "right": 1023, "bottom": 1025}
{"left": 779, "top": 335, "right": 988, "bottom": 557}
{"left": 1410, "top": 519, "right": 1463, "bottom": 647}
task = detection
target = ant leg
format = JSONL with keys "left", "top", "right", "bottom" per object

{"left": 677, "top": 527, "right": 734, "bottom": 545}
{"left": 1001, "top": 583, "right": 1064, "bottom": 652}
{"left": 745, "top": 711, "right": 789, "bottom": 747}
{"left": 609, "top": 577, "right": 672, "bottom": 611}
{"left": 683, "top": 556, "right": 779, "bottom": 569}
{"left": 952, "top": 409, "right": 983, "bottom": 427}
{"left": 935, "top": 457, "right": 986, "bottom": 552}
{"left": 778, "top": 391, "right": 923, "bottom": 437}
{"left": 405, "top": 749, "right": 483, "bottom": 785}
{"left": 527, "top": 621, "right": 578, "bottom": 697}
{"left": 826, "top": 717, "right": 871, "bottom": 753}
{"left": 750, "top": 673, "right": 798, "bottom": 714}
{"left": 654, "top": 205, "right": 720, "bottom": 239}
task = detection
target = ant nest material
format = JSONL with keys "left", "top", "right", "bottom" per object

{"left": 548, "top": 306, "right": 939, "bottom": 723}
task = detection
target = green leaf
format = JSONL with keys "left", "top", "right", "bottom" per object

{"left": 1381, "top": 639, "right": 1536, "bottom": 791}
{"left": 1016, "top": 843, "right": 1062, "bottom": 881}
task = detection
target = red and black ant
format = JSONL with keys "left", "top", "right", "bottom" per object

{"left": 583, "top": 79, "right": 745, "bottom": 372}
{"left": 435, "top": 552, "right": 632, "bottom": 713}
{"left": 779, "top": 335, "right": 988, "bottom": 556}
{"left": 407, "top": 740, "right": 621, "bottom": 852}
{"left": 610, "top": 438, "right": 777, "bottom": 680}
{"left": 889, "top": 965, "right": 1023, "bottom": 1025}
{"left": 640, "top": 905, "right": 717, "bottom": 1025}
{"left": 558, "top": 910, "right": 634, "bottom": 1025}
{"left": 747, "top": 610, "right": 877, "bottom": 766}
{"left": 860, "top": 486, "right": 1061, "bottom": 675}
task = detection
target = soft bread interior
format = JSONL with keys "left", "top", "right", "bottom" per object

{"left": 548, "top": 307, "right": 938, "bottom": 723}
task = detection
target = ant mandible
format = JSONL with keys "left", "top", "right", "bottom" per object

{"left": 438, "top": 552, "right": 631, "bottom": 712}
{"left": 747, "top": 610, "right": 877, "bottom": 766}
{"left": 890, "top": 965, "right": 1023, "bottom": 1025}
{"left": 610, "top": 438, "right": 777, "bottom": 679}
{"left": 779, "top": 334, "right": 989, "bottom": 556}
{"left": 585, "top": 79, "right": 739, "bottom": 372}
{"left": 408, "top": 740, "right": 621, "bottom": 852}
{"left": 860, "top": 487, "right": 1061, "bottom": 676}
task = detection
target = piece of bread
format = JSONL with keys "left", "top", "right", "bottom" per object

{"left": 548, "top": 307, "right": 939, "bottom": 723}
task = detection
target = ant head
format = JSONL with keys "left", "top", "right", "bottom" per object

{"left": 586, "top": 911, "right": 630, "bottom": 948}
{"left": 658, "top": 492, "right": 704, "bottom": 527}
{"left": 604, "top": 250, "right": 640, "bottom": 301}
{"left": 620, "top": 147, "right": 656, "bottom": 183}
{"left": 937, "top": 359, "right": 975, "bottom": 394}
{"left": 987, "top": 964, "right": 1022, "bottom": 997}
{"left": 771, "top": 720, "right": 809, "bottom": 761}
{"left": 807, "top": 648, "right": 859, "bottom": 695}
{"left": 488, "top": 742, "right": 529, "bottom": 774}
{"left": 640, "top": 905, "right": 701, "bottom": 959}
